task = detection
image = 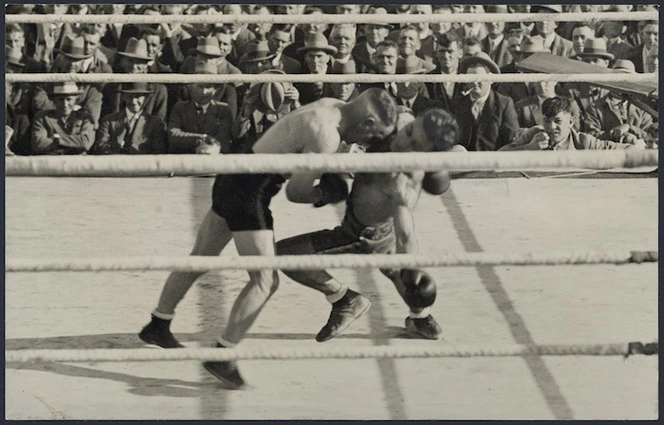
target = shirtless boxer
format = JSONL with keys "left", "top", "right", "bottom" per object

{"left": 276, "top": 108, "right": 460, "bottom": 342}
{"left": 138, "top": 88, "right": 398, "bottom": 389}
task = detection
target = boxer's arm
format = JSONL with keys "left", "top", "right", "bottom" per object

{"left": 393, "top": 204, "right": 417, "bottom": 254}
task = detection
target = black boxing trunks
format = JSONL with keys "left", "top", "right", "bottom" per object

{"left": 310, "top": 204, "right": 396, "bottom": 255}
{"left": 212, "top": 172, "right": 286, "bottom": 231}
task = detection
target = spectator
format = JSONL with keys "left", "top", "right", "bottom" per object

{"left": 103, "top": 38, "right": 168, "bottom": 121}
{"left": 645, "top": 46, "right": 658, "bottom": 73}
{"left": 397, "top": 26, "right": 435, "bottom": 73}
{"left": 325, "top": 61, "right": 360, "bottom": 102}
{"left": 267, "top": 24, "right": 302, "bottom": 74}
{"left": 221, "top": 4, "right": 257, "bottom": 66}
{"left": 168, "top": 62, "right": 234, "bottom": 154}
{"left": 351, "top": 7, "right": 392, "bottom": 73}
{"left": 455, "top": 5, "right": 488, "bottom": 41}
{"left": 232, "top": 69, "right": 300, "bottom": 153}
{"left": 140, "top": 28, "right": 173, "bottom": 74}
{"left": 80, "top": 25, "right": 109, "bottom": 65}
{"left": 166, "top": 5, "right": 219, "bottom": 72}
{"left": 500, "top": 96, "right": 646, "bottom": 151}
{"left": 514, "top": 80, "right": 581, "bottom": 129}
{"left": 361, "top": 39, "right": 399, "bottom": 97}
{"left": 33, "top": 4, "right": 76, "bottom": 69}
{"left": 31, "top": 82, "right": 95, "bottom": 155}
{"left": 570, "top": 24, "right": 595, "bottom": 60}
{"left": 602, "top": 5, "right": 635, "bottom": 61}
{"left": 505, "top": 5, "right": 534, "bottom": 36}
{"left": 94, "top": 83, "right": 167, "bottom": 154}
{"left": 584, "top": 60, "right": 657, "bottom": 147}
{"left": 282, "top": 7, "right": 328, "bottom": 63}
{"left": 450, "top": 52, "right": 519, "bottom": 151}
{"left": 294, "top": 34, "right": 336, "bottom": 105}
{"left": 482, "top": 5, "right": 512, "bottom": 68}
{"left": 335, "top": 4, "right": 358, "bottom": 14}
{"left": 408, "top": 5, "right": 437, "bottom": 63}
{"left": 98, "top": 5, "right": 141, "bottom": 58}
{"left": 531, "top": 5, "right": 573, "bottom": 58}
{"left": 430, "top": 5, "right": 455, "bottom": 40}
{"left": 426, "top": 32, "right": 464, "bottom": 110}
{"left": 5, "top": 78, "right": 31, "bottom": 155}
{"left": 497, "top": 35, "right": 548, "bottom": 105}
{"left": 628, "top": 19, "right": 658, "bottom": 73}
{"left": 6, "top": 25, "right": 44, "bottom": 73}
{"left": 559, "top": 5, "right": 603, "bottom": 41}
{"left": 394, "top": 58, "right": 442, "bottom": 115}
{"left": 248, "top": 5, "right": 273, "bottom": 42}
{"left": 329, "top": 24, "right": 357, "bottom": 65}
{"left": 462, "top": 37, "right": 483, "bottom": 57}
{"left": 238, "top": 40, "right": 276, "bottom": 75}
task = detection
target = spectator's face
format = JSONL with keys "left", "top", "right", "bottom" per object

{"left": 465, "top": 65, "right": 492, "bottom": 99}
{"left": 6, "top": 31, "right": 25, "bottom": 50}
{"left": 143, "top": 35, "right": 162, "bottom": 59}
{"left": 507, "top": 36, "right": 523, "bottom": 58}
{"left": 63, "top": 57, "right": 87, "bottom": 73}
{"left": 463, "top": 43, "right": 482, "bottom": 57}
{"left": 643, "top": 24, "right": 658, "bottom": 50}
{"left": 543, "top": 111, "right": 574, "bottom": 145}
{"left": 54, "top": 95, "right": 78, "bottom": 117}
{"left": 215, "top": 34, "right": 233, "bottom": 58}
{"left": 121, "top": 57, "right": 149, "bottom": 74}
{"left": 331, "top": 27, "right": 356, "bottom": 57}
{"left": 373, "top": 45, "right": 398, "bottom": 74}
{"left": 196, "top": 54, "right": 219, "bottom": 66}
{"left": 531, "top": 81, "right": 556, "bottom": 98}
{"left": 396, "top": 81, "right": 421, "bottom": 100}
{"left": 329, "top": 82, "right": 356, "bottom": 101}
{"left": 603, "top": 21, "right": 625, "bottom": 39}
{"left": 123, "top": 93, "right": 146, "bottom": 113}
{"left": 193, "top": 10, "right": 214, "bottom": 36}
{"left": 572, "top": 27, "right": 594, "bottom": 53}
{"left": 304, "top": 50, "right": 330, "bottom": 74}
{"left": 83, "top": 33, "right": 101, "bottom": 56}
{"left": 267, "top": 30, "right": 290, "bottom": 54}
{"left": 409, "top": 5, "right": 432, "bottom": 32}
{"left": 243, "top": 59, "right": 272, "bottom": 74}
{"left": 536, "top": 20, "right": 557, "bottom": 37}
{"left": 249, "top": 8, "right": 272, "bottom": 40}
{"left": 301, "top": 13, "right": 327, "bottom": 36}
{"left": 336, "top": 5, "right": 356, "bottom": 14}
{"left": 436, "top": 41, "right": 461, "bottom": 73}
{"left": 191, "top": 83, "right": 217, "bottom": 104}
{"left": 93, "top": 23, "right": 108, "bottom": 37}
{"left": 364, "top": 24, "right": 389, "bottom": 47}
{"left": 432, "top": 7, "right": 453, "bottom": 35}
{"left": 223, "top": 5, "right": 243, "bottom": 33}
{"left": 398, "top": 29, "right": 420, "bottom": 57}
{"left": 582, "top": 56, "right": 609, "bottom": 68}
{"left": 646, "top": 50, "right": 658, "bottom": 73}
{"left": 486, "top": 21, "right": 505, "bottom": 37}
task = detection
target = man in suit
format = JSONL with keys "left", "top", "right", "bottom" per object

{"left": 481, "top": 5, "right": 513, "bottom": 68}
{"left": 514, "top": 80, "right": 581, "bottom": 129}
{"left": 395, "top": 58, "right": 442, "bottom": 115}
{"left": 220, "top": 4, "right": 256, "bottom": 67}
{"left": 329, "top": 24, "right": 357, "bottom": 66}
{"left": 351, "top": 7, "right": 392, "bottom": 73}
{"left": 531, "top": 5, "right": 573, "bottom": 58}
{"left": 267, "top": 24, "right": 302, "bottom": 74}
{"left": 450, "top": 52, "right": 519, "bottom": 151}
{"left": 602, "top": 5, "right": 635, "bottom": 61}
{"left": 426, "top": 32, "right": 464, "bottom": 110}
{"left": 455, "top": 5, "right": 488, "bottom": 41}
{"left": 94, "top": 83, "right": 167, "bottom": 154}
{"left": 294, "top": 33, "right": 337, "bottom": 105}
{"left": 497, "top": 35, "right": 548, "bottom": 105}
{"left": 397, "top": 26, "right": 435, "bottom": 73}
{"left": 628, "top": 20, "right": 658, "bottom": 73}
{"left": 408, "top": 4, "right": 437, "bottom": 63}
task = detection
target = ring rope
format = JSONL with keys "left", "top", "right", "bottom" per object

{"left": 5, "top": 11, "right": 657, "bottom": 25}
{"left": 5, "top": 342, "right": 658, "bottom": 363}
{"left": 6, "top": 251, "right": 658, "bottom": 273}
{"left": 5, "top": 151, "right": 658, "bottom": 177}
{"left": 6, "top": 72, "right": 658, "bottom": 85}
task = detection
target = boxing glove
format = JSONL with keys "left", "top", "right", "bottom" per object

{"left": 313, "top": 173, "right": 349, "bottom": 208}
{"left": 422, "top": 170, "right": 451, "bottom": 195}
{"left": 401, "top": 269, "right": 437, "bottom": 309}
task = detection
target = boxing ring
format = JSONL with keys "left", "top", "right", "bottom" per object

{"left": 4, "top": 9, "right": 659, "bottom": 420}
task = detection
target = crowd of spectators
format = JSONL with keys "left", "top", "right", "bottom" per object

{"left": 5, "top": 3, "right": 659, "bottom": 156}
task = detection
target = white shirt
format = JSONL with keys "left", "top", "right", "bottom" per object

{"left": 400, "top": 94, "right": 418, "bottom": 109}
{"left": 471, "top": 92, "right": 490, "bottom": 120}
{"left": 365, "top": 42, "right": 376, "bottom": 57}
{"left": 542, "top": 33, "right": 556, "bottom": 51}
{"left": 488, "top": 34, "right": 504, "bottom": 55}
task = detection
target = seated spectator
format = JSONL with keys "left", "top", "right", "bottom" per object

{"left": 569, "top": 24, "right": 595, "bottom": 60}
{"left": 324, "top": 61, "right": 359, "bottom": 102}
{"left": 163, "top": 5, "right": 218, "bottom": 72}
{"left": 248, "top": 5, "right": 272, "bottom": 42}
{"left": 232, "top": 69, "right": 300, "bottom": 153}
{"left": 33, "top": 5, "right": 77, "bottom": 70}
{"left": 455, "top": 5, "right": 488, "bottom": 41}
{"left": 294, "top": 33, "right": 336, "bottom": 105}
{"left": 221, "top": 4, "right": 256, "bottom": 66}
{"left": 168, "top": 62, "right": 234, "bottom": 154}
{"left": 94, "top": 83, "right": 168, "bottom": 154}
{"left": 531, "top": 5, "right": 573, "bottom": 58}
{"left": 500, "top": 96, "right": 646, "bottom": 151}
{"left": 180, "top": 36, "right": 224, "bottom": 73}
{"left": 282, "top": 7, "right": 328, "bottom": 63}
{"left": 267, "top": 24, "right": 302, "bottom": 74}
{"left": 5, "top": 79, "right": 31, "bottom": 155}
{"left": 505, "top": 5, "right": 534, "bottom": 36}
{"left": 408, "top": 5, "right": 436, "bottom": 63}
{"left": 397, "top": 26, "right": 435, "bottom": 73}
{"left": 426, "top": 32, "right": 464, "bottom": 110}
{"left": 6, "top": 47, "right": 38, "bottom": 119}
{"left": 33, "top": 36, "right": 108, "bottom": 126}
{"left": 212, "top": 30, "right": 243, "bottom": 76}
{"left": 139, "top": 28, "right": 173, "bottom": 74}
{"left": 31, "top": 82, "right": 96, "bottom": 155}
{"left": 482, "top": 5, "right": 512, "bottom": 68}
{"left": 395, "top": 58, "right": 442, "bottom": 115}
{"left": 497, "top": 35, "right": 548, "bottom": 104}
{"left": 450, "top": 52, "right": 518, "bottom": 151}
{"left": 584, "top": 59, "right": 657, "bottom": 147}
{"left": 6, "top": 23, "right": 44, "bottom": 72}
{"left": 80, "top": 24, "right": 109, "bottom": 65}
{"left": 645, "top": 46, "right": 658, "bottom": 73}
{"left": 515, "top": 81, "right": 581, "bottom": 129}
{"left": 329, "top": 24, "right": 357, "bottom": 66}
{"left": 102, "top": 38, "right": 168, "bottom": 121}
{"left": 462, "top": 37, "right": 483, "bottom": 57}
{"left": 98, "top": 5, "right": 141, "bottom": 59}
{"left": 430, "top": 5, "right": 455, "bottom": 40}
{"left": 602, "top": 5, "right": 635, "bottom": 61}
{"left": 352, "top": 7, "right": 392, "bottom": 73}
{"left": 359, "top": 40, "right": 399, "bottom": 97}
{"left": 628, "top": 19, "right": 658, "bottom": 73}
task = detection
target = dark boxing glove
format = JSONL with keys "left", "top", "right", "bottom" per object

{"left": 313, "top": 173, "right": 349, "bottom": 208}
{"left": 422, "top": 170, "right": 451, "bottom": 195}
{"left": 401, "top": 269, "right": 437, "bottom": 309}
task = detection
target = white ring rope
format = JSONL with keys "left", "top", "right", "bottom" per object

{"left": 6, "top": 251, "right": 658, "bottom": 273}
{"left": 5, "top": 151, "right": 658, "bottom": 177}
{"left": 6, "top": 72, "right": 658, "bottom": 85}
{"left": 5, "top": 11, "right": 657, "bottom": 25}
{"left": 5, "top": 342, "right": 658, "bottom": 363}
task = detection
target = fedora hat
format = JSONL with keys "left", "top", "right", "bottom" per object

{"left": 578, "top": 38, "right": 614, "bottom": 60}
{"left": 612, "top": 59, "right": 636, "bottom": 73}
{"left": 118, "top": 82, "right": 154, "bottom": 94}
{"left": 58, "top": 36, "right": 91, "bottom": 60}
{"left": 531, "top": 5, "right": 563, "bottom": 13}
{"left": 5, "top": 46, "right": 25, "bottom": 67}
{"left": 396, "top": 56, "right": 427, "bottom": 74}
{"left": 194, "top": 61, "right": 218, "bottom": 75}
{"left": 297, "top": 33, "right": 337, "bottom": 55}
{"left": 196, "top": 37, "right": 222, "bottom": 58}
{"left": 117, "top": 37, "right": 151, "bottom": 61}
{"left": 240, "top": 40, "right": 276, "bottom": 63}
{"left": 52, "top": 82, "right": 83, "bottom": 97}
{"left": 459, "top": 52, "right": 500, "bottom": 74}
{"left": 330, "top": 60, "right": 356, "bottom": 74}
{"left": 260, "top": 82, "right": 286, "bottom": 112}
{"left": 365, "top": 7, "right": 394, "bottom": 30}
{"left": 519, "top": 35, "right": 548, "bottom": 54}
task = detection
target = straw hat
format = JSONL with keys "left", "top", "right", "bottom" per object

{"left": 578, "top": 38, "right": 614, "bottom": 61}
{"left": 52, "top": 82, "right": 83, "bottom": 97}
{"left": 297, "top": 33, "right": 338, "bottom": 55}
{"left": 612, "top": 59, "right": 636, "bottom": 73}
{"left": 240, "top": 40, "right": 276, "bottom": 63}
{"left": 459, "top": 52, "right": 501, "bottom": 74}
{"left": 58, "top": 36, "right": 91, "bottom": 60}
{"left": 117, "top": 37, "right": 152, "bottom": 61}
{"left": 196, "top": 37, "right": 222, "bottom": 58}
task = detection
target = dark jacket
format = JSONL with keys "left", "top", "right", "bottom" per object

{"left": 31, "top": 109, "right": 96, "bottom": 154}
{"left": 94, "top": 109, "right": 167, "bottom": 154}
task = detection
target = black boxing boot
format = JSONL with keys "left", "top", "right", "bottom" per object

{"left": 316, "top": 289, "right": 371, "bottom": 342}
{"left": 405, "top": 315, "right": 442, "bottom": 340}
{"left": 203, "top": 343, "right": 246, "bottom": 390}
{"left": 139, "top": 314, "right": 184, "bottom": 348}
